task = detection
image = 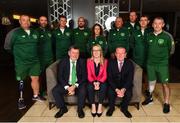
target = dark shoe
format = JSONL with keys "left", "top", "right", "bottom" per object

{"left": 106, "top": 108, "right": 114, "bottom": 116}
{"left": 32, "top": 95, "right": 46, "bottom": 102}
{"left": 54, "top": 107, "right": 68, "bottom": 118}
{"left": 142, "top": 95, "right": 153, "bottom": 105}
{"left": 163, "top": 103, "right": 170, "bottom": 113}
{"left": 91, "top": 113, "right": 96, "bottom": 117}
{"left": 18, "top": 98, "right": 26, "bottom": 110}
{"left": 97, "top": 113, "right": 102, "bottom": 117}
{"left": 78, "top": 109, "right": 85, "bottom": 118}
{"left": 121, "top": 109, "right": 132, "bottom": 118}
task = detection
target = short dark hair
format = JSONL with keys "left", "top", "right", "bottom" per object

{"left": 153, "top": 17, "right": 164, "bottom": 23}
{"left": 140, "top": 15, "right": 149, "bottom": 20}
{"left": 68, "top": 45, "right": 79, "bottom": 51}
{"left": 59, "top": 15, "right": 67, "bottom": 20}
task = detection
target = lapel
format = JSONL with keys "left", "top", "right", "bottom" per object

{"left": 90, "top": 60, "right": 96, "bottom": 78}
{"left": 115, "top": 59, "right": 120, "bottom": 73}
{"left": 66, "top": 58, "right": 70, "bottom": 80}
{"left": 76, "top": 59, "right": 80, "bottom": 75}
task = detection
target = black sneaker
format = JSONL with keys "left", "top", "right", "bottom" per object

{"left": 142, "top": 95, "right": 153, "bottom": 105}
{"left": 18, "top": 99, "right": 26, "bottom": 110}
{"left": 163, "top": 103, "right": 170, "bottom": 113}
{"left": 32, "top": 95, "right": 46, "bottom": 102}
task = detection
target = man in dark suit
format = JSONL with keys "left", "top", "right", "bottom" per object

{"left": 52, "top": 46, "right": 87, "bottom": 118}
{"left": 106, "top": 47, "right": 134, "bottom": 118}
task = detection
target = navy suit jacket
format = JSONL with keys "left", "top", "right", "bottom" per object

{"left": 57, "top": 57, "right": 87, "bottom": 88}
{"left": 108, "top": 58, "right": 134, "bottom": 90}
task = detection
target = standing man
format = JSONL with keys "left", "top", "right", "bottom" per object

{"left": 142, "top": 17, "right": 175, "bottom": 114}
{"left": 52, "top": 46, "right": 87, "bottom": 118}
{"left": 106, "top": 47, "right": 134, "bottom": 118}
{"left": 52, "top": 15, "right": 73, "bottom": 60}
{"left": 36, "top": 16, "right": 54, "bottom": 96}
{"left": 108, "top": 17, "right": 130, "bottom": 58}
{"left": 10, "top": 15, "right": 45, "bottom": 109}
{"left": 124, "top": 11, "right": 140, "bottom": 34}
{"left": 131, "top": 15, "right": 151, "bottom": 68}
{"left": 131, "top": 15, "right": 152, "bottom": 100}
{"left": 73, "top": 17, "right": 91, "bottom": 58}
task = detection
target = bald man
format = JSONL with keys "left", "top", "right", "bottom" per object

{"left": 73, "top": 17, "right": 91, "bottom": 58}
{"left": 10, "top": 15, "right": 45, "bottom": 109}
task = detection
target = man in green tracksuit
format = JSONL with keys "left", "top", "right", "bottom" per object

{"left": 142, "top": 17, "right": 175, "bottom": 114}
{"left": 36, "top": 16, "right": 54, "bottom": 96}
{"left": 124, "top": 11, "right": 140, "bottom": 34}
{"left": 52, "top": 15, "right": 73, "bottom": 60}
{"left": 37, "top": 16, "right": 53, "bottom": 72}
{"left": 73, "top": 17, "right": 91, "bottom": 58}
{"left": 10, "top": 15, "right": 45, "bottom": 109}
{"left": 131, "top": 15, "right": 152, "bottom": 68}
{"left": 131, "top": 15, "right": 152, "bottom": 101}
{"left": 108, "top": 17, "right": 130, "bottom": 58}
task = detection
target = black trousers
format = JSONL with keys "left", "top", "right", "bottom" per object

{"left": 52, "top": 83, "right": 86, "bottom": 110}
{"left": 108, "top": 87, "right": 132, "bottom": 111}
{"left": 87, "top": 82, "right": 107, "bottom": 104}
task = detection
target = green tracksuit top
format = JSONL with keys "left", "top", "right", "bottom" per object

{"left": 124, "top": 21, "right": 141, "bottom": 34}
{"left": 87, "top": 35, "right": 107, "bottom": 56}
{"left": 147, "top": 31, "right": 174, "bottom": 65}
{"left": 10, "top": 28, "right": 40, "bottom": 67}
{"left": 131, "top": 28, "right": 152, "bottom": 68}
{"left": 108, "top": 27, "right": 130, "bottom": 54}
{"left": 73, "top": 28, "right": 91, "bottom": 54}
{"left": 52, "top": 28, "right": 72, "bottom": 60}
{"left": 36, "top": 27, "right": 53, "bottom": 70}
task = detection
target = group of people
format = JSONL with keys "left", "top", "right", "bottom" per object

{"left": 4, "top": 11, "right": 175, "bottom": 119}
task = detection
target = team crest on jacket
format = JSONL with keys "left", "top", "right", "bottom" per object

{"left": 158, "top": 39, "right": 164, "bottom": 44}
{"left": 40, "top": 35, "right": 44, "bottom": 38}
{"left": 84, "top": 32, "right": 88, "bottom": 36}
{"left": 48, "top": 33, "right": 52, "bottom": 37}
{"left": 75, "top": 32, "right": 79, "bottom": 35}
{"left": 99, "top": 40, "right": 103, "bottom": 44}
{"left": 32, "top": 34, "right": 37, "bottom": 39}
{"left": 128, "top": 27, "right": 131, "bottom": 30}
{"left": 121, "top": 33, "right": 125, "bottom": 36}
{"left": 137, "top": 34, "right": 141, "bottom": 37}
{"left": 113, "top": 33, "right": 116, "bottom": 36}
{"left": 66, "top": 32, "right": 70, "bottom": 36}
{"left": 21, "top": 35, "right": 26, "bottom": 38}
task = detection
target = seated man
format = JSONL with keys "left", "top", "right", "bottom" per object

{"left": 106, "top": 47, "right": 134, "bottom": 118}
{"left": 52, "top": 46, "right": 87, "bottom": 118}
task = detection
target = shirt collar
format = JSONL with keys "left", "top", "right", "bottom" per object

{"left": 70, "top": 59, "right": 77, "bottom": 64}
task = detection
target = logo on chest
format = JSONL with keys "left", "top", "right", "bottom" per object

{"left": 158, "top": 39, "right": 164, "bottom": 44}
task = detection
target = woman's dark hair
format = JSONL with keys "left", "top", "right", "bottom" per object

{"left": 91, "top": 23, "right": 103, "bottom": 38}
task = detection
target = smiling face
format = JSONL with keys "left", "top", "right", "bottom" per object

{"left": 68, "top": 48, "right": 80, "bottom": 61}
{"left": 115, "top": 47, "right": 126, "bottom": 61}
{"left": 139, "top": 16, "right": 149, "bottom": 29}
{"left": 92, "top": 45, "right": 102, "bottom": 58}
{"left": 39, "top": 16, "right": 48, "bottom": 28}
{"left": 19, "top": 15, "right": 30, "bottom": 30}
{"left": 152, "top": 18, "right": 165, "bottom": 33}
{"left": 59, "top": 17, "right": 67, "bottom": 28}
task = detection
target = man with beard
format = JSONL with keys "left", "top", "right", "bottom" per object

{"left": 36, "top": 16, "right": 54, "bottom": 96}
{"left": 73, "top": 17, "right": 91, "bottom": 58}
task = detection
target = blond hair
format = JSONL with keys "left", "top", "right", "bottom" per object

{"left": 91, "top": 44, "right": 105, "bottom": 65}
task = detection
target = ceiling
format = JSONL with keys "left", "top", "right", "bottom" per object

{"left": 0, "top": 0, "right": 180, "bottom": 18}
